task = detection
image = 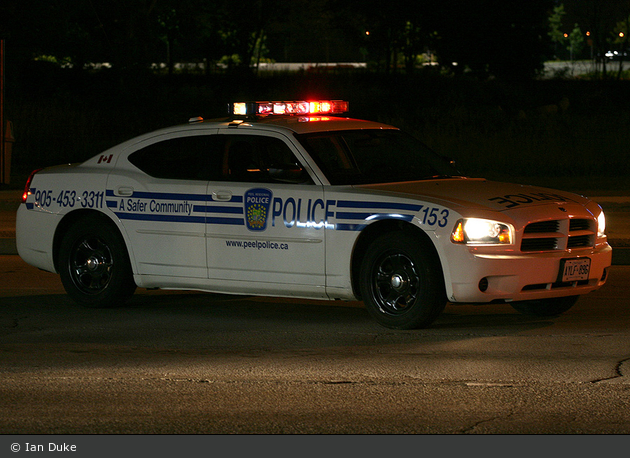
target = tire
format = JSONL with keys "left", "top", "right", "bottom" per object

{"left": 510, "top": 296, "right": 579, "bottom": 317}
{"left": 58, "top": 216, "right": 136, "bottom": 308}
{"left": 359, "top": 232, "right": 447, "bottom": 330}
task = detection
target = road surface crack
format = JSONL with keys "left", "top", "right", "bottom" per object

{"left": 461, "top": 410, "right": 516, "bottom": 434}
{"left": 591, "top": 357, "right": 630, "bottom": 383}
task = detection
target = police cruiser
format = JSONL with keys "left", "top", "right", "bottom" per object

{"left": 16, "top": 100, "right": 612, "bottom": 329}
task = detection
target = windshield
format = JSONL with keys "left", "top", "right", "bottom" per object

{"left": 295, "top": 129, "right": 460, "bottom": 185}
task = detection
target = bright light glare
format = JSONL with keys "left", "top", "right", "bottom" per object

{"left": 451, "top": 218, "right": 513, "bottom": 245}
{"left": 233, "top": 103, "right": 247, "bottom": 116}
{"left": 597, "top": 211, "right": 606, "bottom": 237}
{"left": 465, "top": 219, "right": 502, "bottom": 240}
{"left": 258, "top": 103, "right": 273, "bottom": 114}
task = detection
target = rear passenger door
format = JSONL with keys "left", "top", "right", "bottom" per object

{"left": 108, "top": 130, "right": 220, "bottom": 279}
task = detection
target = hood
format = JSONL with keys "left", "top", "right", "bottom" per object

{"left": 357, "top": 178, "right": 591, "bottom": 212}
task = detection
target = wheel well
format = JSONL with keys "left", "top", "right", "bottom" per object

{"left": 350, "top": 220, "right": 441, "bottom": 300}
{"left": 52, "top": 210, "right": 123, "bottom": 272}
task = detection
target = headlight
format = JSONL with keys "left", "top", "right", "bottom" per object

{"left": 597, "top": 210, "right": 606, "bottom": 237}
{"left": 451, "top": 218, "right": 514, "bottom": 245}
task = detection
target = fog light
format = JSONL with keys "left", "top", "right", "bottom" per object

{"left": 479, "top": 277, "right": 489, "bottom": 292}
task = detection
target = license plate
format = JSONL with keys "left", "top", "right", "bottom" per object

{"left": 559, "top": 258, "right": 591, "bottom": 282}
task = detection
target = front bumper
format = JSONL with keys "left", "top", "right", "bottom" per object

{"left": 444, "top": 241, "right": 612, "bottom": 304}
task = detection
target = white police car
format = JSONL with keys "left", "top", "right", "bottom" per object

{"left": 16, "top": 100, "right": 612, "bottom": 329}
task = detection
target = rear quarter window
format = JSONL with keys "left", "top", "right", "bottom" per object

{"left": 128, "top": 135, "right": 223, "bottom": 181}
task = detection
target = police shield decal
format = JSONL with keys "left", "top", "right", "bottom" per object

{"left": 245, "top": 188, "right": 272, "bottom": 231}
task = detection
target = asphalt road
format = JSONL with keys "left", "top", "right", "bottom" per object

{"left": 1, "top": 255, "right": 629, "bottom": 434}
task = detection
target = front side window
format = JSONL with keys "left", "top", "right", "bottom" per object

{"left": 296, "top": 129, "right": 459, "bottom": 185}
{"left": 222, "top": 135, "right": 308, "bottom": 184}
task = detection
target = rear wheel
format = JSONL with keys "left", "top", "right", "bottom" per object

{"left": 510, "top": 296, "right": 579, "bottom": 316}
{"left": 359, "top": 232, "right": 447, "bottom": 329}
{"left": 58, "top": 216, "right": 136, "bottom": 308}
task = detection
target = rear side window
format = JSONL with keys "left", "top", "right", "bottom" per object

{"left": 128, "top": 135, "right": 223, "bottom": 181}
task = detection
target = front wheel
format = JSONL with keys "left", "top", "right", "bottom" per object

{"left": 359, "top": 232, "right": 447, "bottom": 329}
{"left": 58, "top": 216, "right": 136, "bottom": 308}
{"left": 510, "top": 296, "right": 579, "bottom": 317}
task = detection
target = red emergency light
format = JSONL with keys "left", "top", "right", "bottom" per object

{"left": 229, "top": 100, "right": 349, "bottom": 117}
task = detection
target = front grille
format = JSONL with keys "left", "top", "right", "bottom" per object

{"left": 570, "top": 219, "right": 593, "bottom": 232}
{"left": 524, "top": 220, "right": 560, "bottom": 233}
{"left": 521, "top": 238, "right": 559, "bottom": 251}
{"left": 567, "top": 234, "right": 595, "bottom": 249}
{"left": 521, "top": 217, "right": 596, "bottom": 252}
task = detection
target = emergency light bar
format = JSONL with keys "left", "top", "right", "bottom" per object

{"left": 229, "top": 100, "right": 349, "bottom": 117}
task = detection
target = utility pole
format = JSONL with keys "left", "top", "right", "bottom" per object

{"left": 1, "top": 39, "right": 5, "bottom": 184}
{"left": 0, "top": 39, "right": 12, "bottom": 185}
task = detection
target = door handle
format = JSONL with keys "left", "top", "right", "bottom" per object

{"left": 212, "top": 190, "right": 233, "bottom": 202}
{"left": 115, "top": 186, "right": 134, "bottom": 197}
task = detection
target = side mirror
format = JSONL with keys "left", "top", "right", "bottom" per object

{"left": 444, "top": 157, "right": 464, "bottom": 176}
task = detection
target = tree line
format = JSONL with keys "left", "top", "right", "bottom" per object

{"left": 1, "top": 0, "right": 629, "bottom": 80}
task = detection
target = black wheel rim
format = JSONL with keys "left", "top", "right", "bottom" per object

{"left": 69, "top": 236, "right": 114, "bottom": 295}
{"left": 372, "top": 252, "right": 420, "bottom": 315}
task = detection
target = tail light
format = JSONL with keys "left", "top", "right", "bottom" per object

{"left": 22, "top": 169, "right": 42, "bottom": 203}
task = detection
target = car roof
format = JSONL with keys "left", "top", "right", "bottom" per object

{"left": 204, "top": 115, "right": 398, "bottom": 135}
{"left": 100, "top": 114, "right": 400, "bottom": 155}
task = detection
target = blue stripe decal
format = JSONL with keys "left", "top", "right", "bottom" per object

{"left": 113, "top": 212, "right": 205, "bottom": 223}
{"left": 199, "top": 205, "right": 244, "bottom": 214}
{"left": 212, "top": 195, "right": 243, "bottom": 203}
{"left": 106, "top": 190, "right": 245, "bottom": 203}
{"left": 335, "top": 223, "right": 367, "bottom": 231}
{"left": 103, "top": 192, "right": 420, "bottom": 232}
{"left": 336, "top": 200, "right": 422, "bottom": 212}
{"left": 367, "top": 213, "right": 414, "bottom": 222}
{"left": 335, "top": 211, "right": 374, "bottom": 220}
{"left": 207, "top": 217, "right": 244, "bottom": 225}
{"left": 335, "top": 211, "right": 413, "bottom": 221}
{"left": 113, "top": 212, "right": 243, "bottom": 225}
{"left": 106, "top": 189, "right": 207, "bottom": 201}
